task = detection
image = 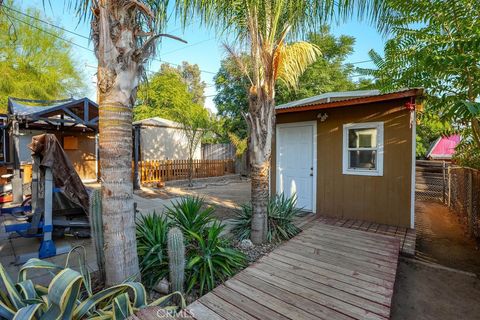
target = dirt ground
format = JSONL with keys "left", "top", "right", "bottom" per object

{"left": 391, "top": 258, "right": 480, "bottom": 320}
{"left": 415, "top": 201, "right": 480, "bottom": 275}
{"left": 391, "top": 200, "right": 480, "bottom": 320}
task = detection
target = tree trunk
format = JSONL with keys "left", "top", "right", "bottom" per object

{"left": 248, "top": 87, "right": 275, "bottom": 244}
{"left": 96, "top": 5, "right": 140, "bottom": 286}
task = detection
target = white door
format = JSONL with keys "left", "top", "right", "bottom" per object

{"left": 276, "top": 122, "right": 316, "bottom": 212}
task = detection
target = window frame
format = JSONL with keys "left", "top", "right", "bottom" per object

{"left": 342, "top": 122, "right": 384, "bottom": 176}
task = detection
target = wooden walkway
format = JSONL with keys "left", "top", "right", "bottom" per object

{"left": 187, "top": 222, "right": 401, "bottom": 320}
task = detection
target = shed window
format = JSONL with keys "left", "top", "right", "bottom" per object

{"left": 343, "top": 122, "right": 384, "bottom": 176}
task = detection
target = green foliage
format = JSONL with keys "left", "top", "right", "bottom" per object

{"left": 0, "top": 1, "right": 87, "bottom": 112}
{"left": 167, "top": 227, "right": 186, "bottom": 295}
{"left": 232, "top": 194, "right": 302, "bottom": 243}
{"left": 166, "top": 196, "right": 216, "bottom": 237}
{"left": 0, "top": 248, "right": 184, "bottom": 320}
{"left": 276, "top": 26, "right": 358, "bottom": 105}
{"left": 160, "top": 62, "right": 206, "bottom": 106}
{"left": 136, "top": 214, "right": 171, "bottom": 289}
{"left": 228, "top": 132, "right": 248, "bottom": 157}
{"left": 186, "top": 221, "right": 246, "bottom": 295}
{"left": 360, "top": 0, "right": 480, "bottom": 162}
{"left": 138, "top": 196, "right": 246, "bottom": 295}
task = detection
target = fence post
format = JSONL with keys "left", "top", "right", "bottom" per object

{"left": 467, "top": 169, "right": 473, "bottom": 236}
{"left": 447, "top": 166, "right": 451, "bottom": 207}
{"left": 442, "top": 161, "right": 446, "bottom": 204}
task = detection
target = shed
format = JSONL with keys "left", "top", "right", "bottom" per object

{"left": 426, "top": 135, "right": 460, "bottom": 160}
{"left": 133, "top": 117, "right": 201, "bottom": 161}
{"left": 5, "top": 97, "right": 98, "bottom": 182}
{"left": 272, "top": 88, "right": 423, "bottom": 228}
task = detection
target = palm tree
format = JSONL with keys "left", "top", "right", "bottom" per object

{"left": 176, "top": 0, "right": 388, "bottom": 244}
{"left": 69, "top": 1, "right": 184, "bottom": 286}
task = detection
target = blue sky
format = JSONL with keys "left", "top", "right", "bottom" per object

{"left": 18, "top": 0, "right": 386, "bottom": 112}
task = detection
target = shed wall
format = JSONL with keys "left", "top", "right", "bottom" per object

{"left": 139, "top": 126, "right": 201, "bottom": 160}
{"left": 272, "top": 99, "right": 413, "bottom": 227}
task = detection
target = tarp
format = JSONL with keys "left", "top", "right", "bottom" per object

{"left": 28, "top": 134, "right": 89, "bottom": 214}
{"left": 427, "top": 135, "right": 461, "bottom": 160}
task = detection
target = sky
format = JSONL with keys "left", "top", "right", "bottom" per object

{"left": 16, "top": 0, "right": 386, "bottom": 112}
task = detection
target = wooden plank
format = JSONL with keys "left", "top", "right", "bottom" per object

{"left": 308, "top": 223, "right": 400, "bottom": 245}
{"left": 224, "top": 278, "right": 322, "bottom": 320}
{"left": 200, "top": 293, "right": 257, "bottom": 320}
{"left": 283, "top": 240, "right": 398, "bottom": 274}
{"left": 187, "top": 301, "right": 225, "bottom": 320}
{"left": 212, "top": 285, "right": 290, "bottom": 320}
{"left": 273, "top": 249, "right": 395, "bottom": 287}
{"left": 290, "top": 236, "right": 398, "bottom": 266}
{"left": 261, "top": 257, "right": 392, "bottom": 305}
{"left": 234, "top": 274, "right": 352, "bottom": 320}
{"left": 245, "top": 265, "right": 390, "bottom": 319}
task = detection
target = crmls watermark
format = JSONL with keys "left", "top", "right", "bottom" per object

{"left": 156, "top": 309, "right": 195, "bottom": 318}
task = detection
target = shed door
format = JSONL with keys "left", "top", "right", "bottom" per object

{"left": 276, "top": 122, "right": 316, "bottom": 212}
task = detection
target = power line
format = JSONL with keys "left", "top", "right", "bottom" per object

{"left": 2, "top": 8, "right": 218, "bottom": 75}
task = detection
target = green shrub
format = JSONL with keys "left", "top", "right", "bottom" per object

{"left": 0, "top": 247, "right": 184, "bottom": 320}
{"left": 166, "top": 196, "right": 216, "bottom": 236}
{"left": 136, "top": 196, "right": 246, "bottom": 296}
{"left": 232, "top": 193, "right": 303, "bottom": 243}
{"left": 186, "top": 222, "right": 246, "bottom": 295}
{"left": 136, "top": 213, "right": 171, "bottom": 288}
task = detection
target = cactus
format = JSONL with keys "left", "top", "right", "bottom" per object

{"left": 167, "top": 227, "right": 185, "bottom": 297}
{"left": 89, "top": 188, "right": 105, "bottom": 281}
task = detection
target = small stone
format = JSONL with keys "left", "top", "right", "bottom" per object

{"left": 153, "top": 278, "right": 170, "bottom": 294}
{"left": 239, "top": 239, "right": 253, "bottom": 249}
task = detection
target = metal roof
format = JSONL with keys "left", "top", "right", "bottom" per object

{"left": 133, "top": 117, "right": 182, "bottom": 128}
{"left": 276, "top": 88, "right": 419, "bottom": 110}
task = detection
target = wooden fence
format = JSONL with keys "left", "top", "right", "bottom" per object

{"left": 139, "top": 159, "right": 235, "bottom": 184}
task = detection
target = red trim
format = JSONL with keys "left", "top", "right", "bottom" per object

{"left": 276, "top": 89, "right": 423, "bottom": 114}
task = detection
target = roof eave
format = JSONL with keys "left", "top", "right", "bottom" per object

{"left": 276, "top": 88, "right": 424, "bottom": 114}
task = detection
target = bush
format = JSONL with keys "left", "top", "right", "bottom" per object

{"left": 0, "top": 247, "right": 184, "bottom": 320}
{"left": 136, "top": 213, "right": 171, "bottom": 288}
{"left": 232, "top": 193, "right": 303, "bottom": 243}
{"left": 136, "top": 196, "right": 246, "bottom": 296}
{"left": 186, "top": 221, "right": 246, "bottom": 295}
{"left": 166, "top": 196, "right": 216, "bottom": 236}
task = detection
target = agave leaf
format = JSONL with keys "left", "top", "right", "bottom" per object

{"left": 112, "top": 293, "right": 133, "bottom": 320}
{"left": 13, "top": 303, "right": 43, "bottom": 320}
{"left": 19, "top": 259, "right": 63, "bottom": 282}
{"left": 40, "top": 268, "right": 84, "bottom": 320}
{"left": 0, "top": 299, "right": 16, "bottom": 320}
{"left": 0, "top": 263, "right": 25, "bottom": 310}
{"left": 15, "top": 280, "right": 37, "bottom": 301}
{"left": 65, "top": 246, "right": 92, "bottom": 296}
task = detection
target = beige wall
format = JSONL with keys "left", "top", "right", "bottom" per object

{"left": 139, "top": 126, "right": 201, "bottom": 160}
{"left": 272, "top": 98, "right": 414, "bottom": 227}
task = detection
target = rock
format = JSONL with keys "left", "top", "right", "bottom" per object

{"left": 153, "top": 278, "right": 170, "bottom": 294}
{"left": 239, "top": 239, "right": 253, "bottom": 249}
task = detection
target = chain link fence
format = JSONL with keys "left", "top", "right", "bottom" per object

{"left": 447, "top": 167, "right": 480, "bottom": 239}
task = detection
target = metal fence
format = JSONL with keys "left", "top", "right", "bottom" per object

{"left": 415, "top": 160, "right": 448, "bottom": 202}
{"left": 447, "top": 166, "right": 480, "bottom": 238}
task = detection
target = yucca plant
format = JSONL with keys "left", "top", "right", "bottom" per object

{"left": 0, "top": 248, "right": 184, "bottom": 320}
{"left": 232, "top": 193, "right": 303, "bottom": 243}
{"left": 166, "top": 196, "right": 216, "bottom": 237}
{"left": 186, "top": 222, "right": 246, "bottom": 295}
{"left": 136, "top": 213, "right": 171, "bottom": 289}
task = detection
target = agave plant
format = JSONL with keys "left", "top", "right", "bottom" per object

{"left": 166, "top": 196, "right": 216, "bottom": 236}
{"left": 232, "top": 193, "right": 303, "bottom": 243}
{"left": 186, "top": 222, "right": 246, "bottom": 295}
{"left": 136, "top": 213, "right": 172, "bottom": 289}
{"left": 0, "top": 248, "right": 184, "bottom": 320}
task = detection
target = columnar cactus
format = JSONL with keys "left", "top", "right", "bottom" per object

{"left": 89, "top": 188, "right": 105, "bottom": 281}
{"left": 167, "top": 227, "right": 185, "bottom": 296}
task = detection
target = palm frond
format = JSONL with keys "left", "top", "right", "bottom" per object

{"left": 274, "top": 41, "right": 320, "bottom": 89}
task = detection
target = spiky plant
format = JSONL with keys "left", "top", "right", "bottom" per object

{"left": 0, "top": 247, "right": 184, "bottom": 320}
{"left": 165, "top": 196, "right": 216, "bottom": 237}
{"left": 232, "top": 193, "right": 303, "bottom": 243}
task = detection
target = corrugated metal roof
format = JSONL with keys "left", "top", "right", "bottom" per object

{"left": 9, "top": 99, "right": 71, "bottom": 116}
{"left": 276, "top": 88, "right": 416, "bottom": 110}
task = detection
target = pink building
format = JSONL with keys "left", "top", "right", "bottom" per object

{"left": 426, "top": 135, "right": 461, "bottom": 160}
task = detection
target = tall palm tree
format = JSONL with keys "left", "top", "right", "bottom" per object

{"left": 176, "top": 0, "right": 388, "bottom": 244}
{"left": 70, "top": 1, "right": 184, "bottom": 286}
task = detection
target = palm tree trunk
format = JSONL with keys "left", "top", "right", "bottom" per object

{"left": 248, "top": 87, "right": 275, "bottom": 244}
{"left": 96, "top": 5, "right": 140, "bottom": 286}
